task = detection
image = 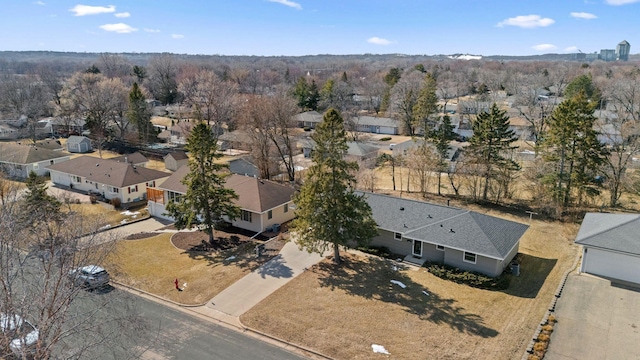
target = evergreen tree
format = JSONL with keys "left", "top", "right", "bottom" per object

{"left": 165, "top": 122, "right": 240, "bottom": 245}
{"left": 429, "top": 115, "right": 457, "bottom": 195}
{"left": 541, "top": 92, "right": 607, "bottom": 209}
{"left": 467, "top": 103, "right": 520, "bottom": 201}
{"left": 22, "top": 171, "right": 63, "bottom": 241}
{"left": 126, "top": 82, "right": 153, "bottom": 142}
{"left": 414, "top": 73, "right": 439, "bottom": 135}
{"left": 291, "top": 109, "right": 378, "bottom": 264}
{"left": 564, "top": 74, "right": 602, "bottom": 106}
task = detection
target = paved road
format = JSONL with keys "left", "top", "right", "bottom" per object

{"left": 546, "top": 273, "right": 640, "bottom": 360}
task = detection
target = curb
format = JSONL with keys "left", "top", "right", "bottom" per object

{"left": 522, "top": 247, "right": 582, "bottom": 359}
{"left": 113, "top": 281, "right": 334, "bottom": 360}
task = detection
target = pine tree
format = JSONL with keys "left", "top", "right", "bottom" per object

{"left": 467, "top": 103, "right": 520, "bottom": 201}
{"left": 165, "top": 122, "right": 240, "bottom": 245}
{"left": 541, "top": 92, "right": 607, "bottom": 209}
{"left": 127, "top": 82, "right": 153, "bottom": 142}
{"left": 414, "top": 73, "right": 439, "bottom": 135}
{"left": 291, "top": 109, "right": 378, "bottom": 264}
{"left": 429, "top": 115, "right": 457, "bottom": 195}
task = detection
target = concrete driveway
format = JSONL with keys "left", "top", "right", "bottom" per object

{"left": 546, "top": 273, "right": 640, "bottom": 360}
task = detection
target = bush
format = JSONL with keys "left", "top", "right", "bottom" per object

{"left": 303, "top": 126, "right": 311, "bottom": 132}
{"left": 110, "top": 197, "right": 122, "bottom": 208}
{"left": 356, "top": 245, "right": 392, "bottom": 258}
{"left": 89, "top": 195, "right": 97, "bottom": 204}
{"left": 424, "top": 262, "right": 510, "bottom": 290}
{"left": 541, "top": 324, "right": 554, "bottom": 333}
{"left": 527, "top": 355, "right": 540, "bottom": 360}
{"left": 533, "top": 342, "right": 548, "bottom": 352}
{"left": 379, "top": 137, "right": 392, "bottom": 141}
{"left": 547, "top": 315, "right": 556, "bottom": 323}
{"left": 537, "top": 334, "right": 550, "bottom": 342}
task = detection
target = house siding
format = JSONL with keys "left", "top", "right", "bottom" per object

{"left": 444, "top": 248, "right": 502, "bottom": 277}
{"left": 497, "top": 241, "right": 520, "bottom": 274}
{"left": 369, "top": 229, "right": 412, "bottom": 255}
{"left": 420, "top": 242, "right": 445, "bottom": 263}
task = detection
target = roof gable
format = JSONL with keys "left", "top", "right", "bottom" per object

{"left": 575, "top": 213, "right": 640, "bottom": 255}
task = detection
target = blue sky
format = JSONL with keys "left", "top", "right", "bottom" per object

{"left": 1, "top": 0, "right": 638, "bottom": 56}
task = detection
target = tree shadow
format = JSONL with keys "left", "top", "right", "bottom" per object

{"left": 255, "top": 255, "right": 294, "bottom": 279}
{"left": 314, "top": 255, "right": 499, "bottom": 338}
{"left": 502, "top": 254, "right": 557, "bottom": 298}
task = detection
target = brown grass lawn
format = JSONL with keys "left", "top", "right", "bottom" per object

{"left": 65, "top": 203, "right": 147, "bottom": 228}
{"left": 105, "top": 232, "right": 265, "bottom": 305}
{"left": 241, "top": 218, "right": 579, "bottom": 360}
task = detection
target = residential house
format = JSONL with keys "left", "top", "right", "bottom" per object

{"left": 575, "top": 213, "right": 640, "bottom": 284}
{"left": 66, "top": 136, "right": 92, "bottom": 153}
{"left": 0, "top": 124, "right": 19, "bottom": 140}
{"left": 229, "top": 157, "right": 260, "bottom": 178}
{"left": 0, "top": 143, "right": 71, "bottom": 178}
{"left": 346, "top": 142, "right": 379, "bottom": 167}
{"left": 147, "top": 166, "right": 296, "bottom": 233}
{"left": 164, "top": 150, "right": 189, "bottom": 171}
{"left": 169, "top": 121, "right": 194, "bottom": 145}
{"left": 110, "top": 152, "right": 149, "bottom": 167}
{"left": 33, "top": 139, "right": 63, "bottom": 151}
{"left": 294, "top": 111, "right": 323, "bottom": 129}
{"left": 47, "top": 156, "right": 170, "bottom": 205}
{"left": 352, "top": 116, "right": 400, "bottom": 135}
{"left": 218, "top": 130, "right": 253, "bottom": 152}
{"left": 363, "top": 192, "right": 528, "bottom": 277}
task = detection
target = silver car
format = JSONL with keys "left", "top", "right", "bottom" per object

{"left": 69, "top": 265, "right": 110, "bottom": 289}
{"left": 0, "top": 313, "right": 39, "bottom": 356}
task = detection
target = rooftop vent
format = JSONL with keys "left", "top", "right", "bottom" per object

{"left": 400, "top": 207, "right": 404, "bottom": 211}
{"left": 403, "top": 224, "right": 408, "bottom": 228}
{"left": 427, "top": 214, "right": 432, "bottom": 218}
{"left": 449, "top": 229, "right": 455, "bottom": 233}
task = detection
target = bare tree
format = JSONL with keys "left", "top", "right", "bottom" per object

{"left": 389, "top": 70, "right": 424, "bottom": 136}
{"left": 148, "top": 54, "right": 179, "bottom": 105}
{"left": 265, "top": 87, "right": 300, "bottom": 182}
{"left": 0, "top": 74, "right": 51, "bottom": 143}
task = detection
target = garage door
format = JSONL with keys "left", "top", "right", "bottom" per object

{"left": 582, "top": 247, "right": 640, "bottom": 284}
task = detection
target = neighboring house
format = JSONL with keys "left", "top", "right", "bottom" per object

{"left": 575, "top": 213, "right": 640, "bottom": 284}
{"left": 66, "top": 136, "right": 92, "bottom": 153}
{"left": 0, "top": 124, "right": 20, "bottom": 140}
{"left": 229, "top": 157, "right": 260, "bottom": 178}
{"left": 346, "top": 142, "right": 379, "bottom": 167}
{"left": 36, "top": 118, "right": 54, "bottom": 137}
{"left": 147, "top": 166, "right": 296, "bottom": 233}
{"left": 169, "top": 122, "right": 194, "bottom": 145}
{"left": 33, "top": 139, "right": 63, "bottom": 151}
{"left": 457, "top": 101, "right": 491, "bottom": 115}
{"left": 294, "top": 111, "right": 323, "bottom": 129}
{"left": 111, "top": 152, "right": 149, "bottom": 167}
{"left": 50, "top": 118, "right": 85, "bottom": 136}
{"left": 47, "top": 156, "right": 170, "bottom": 205}
{"left": 352, "top": 116, "right": 400, "bottom": 135}
{"left": 363, "top": 192, "right": 528, "bottom": 277}
{"left": 0, "top": 143, "right": 71, "bottom": 178}
{"left": 164, "top": 150, "right": 189, "bottom": 171}
{"left": 218, "top": 130, "right": 253, "bottom": 151}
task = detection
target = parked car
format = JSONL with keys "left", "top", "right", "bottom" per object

{"left": 69, "top": 265, "right": 110, "bottom": 289}
{"left": 0, "top": 313, "right": 39, "bottom": 357}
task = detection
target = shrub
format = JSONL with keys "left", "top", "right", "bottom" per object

{"left": 424, "top": 262, "right": 510, "bottom": 290}
{"left": 547, "top": 314, "right": 556, "bottom": 323}
{"left": 527, "top": 355, "right": 541, "bottom": 360}
{"left": 303, "top": 126, "right": 311, "bottom": 132}
{"left": 356, "top": 245, "right": 392, "bottom": 258}
{"left": 379, "top": 137, "right": 392, "bottom": 141}
{"left": 541, "top": 324, "right": 554, "bottom": 332}
{"left": 90, "top": 195, "right": 97, "bottom": 204}
{"left": 533, "top": 342, "right": 548, "bottom": 352}
{"left": 537, "top": 334, "right": 550, "bottom": 342}
{"left": 110, "top": 197, "right": 122, "bottom": 208}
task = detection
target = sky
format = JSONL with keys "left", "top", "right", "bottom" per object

{"left": 1, "top": 0, "right": 639, "bottom": 57}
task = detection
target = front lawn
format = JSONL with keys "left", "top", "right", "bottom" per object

{"left": 240, "top": 218, "right": 578, "bottom": 359}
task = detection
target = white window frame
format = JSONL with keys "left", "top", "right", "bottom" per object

{"left": 463, "top": 252, "right": 477, "bottom": 264}
{"left": 436, "top": 245, "right": 445, "bottom": 251}
{"left": 241, "top": 210, "right": 252, "bottom": 222}
{"left": 394, "top": 232, "right": 402, "bottom": 241}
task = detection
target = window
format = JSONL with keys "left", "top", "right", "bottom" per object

{"left": 168, "top": 191, "right": 182, "bottom": 202}
{"left": 284, "top": 204, "right": 288, "bottom": 213}
{"left": 436, "top": 245, "right": 445, "bottom": 251}
{"left": 267, "top": 210, "right": 273, "bottom": 219}
{"left": 146, "top": 181, "right": 155, "bottom": 187}
{"left": 111, "top": 187, "right": 119, "bottom": 193}
{"left": 33, "top": 164, "right": 39, "bottom": 171}
{"left": 241, "top": 210, "right": 252, "bottom": 222}
{"left": 463, "top": 252, "right": 477, "bottom": 264}
{"left": 394, "top": 232, "right": 402, "bottom": 241}
{"left": 71, "top": 175, "right": 81, "bottom": 183}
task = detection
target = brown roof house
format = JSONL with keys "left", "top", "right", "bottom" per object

{"left": 47, "top": 156, "right": 170, "bottom": 206}
{"left": 147, "top": 166, "right": 296, "bottom": 233}
{"left": 0, "top": 143, "right": 71, "bottom": 178}
{"left": 163, "top": 150, "right": 189, "bottom": 171}
{"left": 110, "top": 152, "right": 149, "bottom": 167}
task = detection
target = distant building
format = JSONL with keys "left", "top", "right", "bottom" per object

{"left": 600, "top": 49, "right": 616, "bottom": 62}
{"left": 617, "top": 40, "right": 630, "bottom": 61}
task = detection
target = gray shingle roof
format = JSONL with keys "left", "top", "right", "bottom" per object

{"left": 0, "top": 143, "right": 69, "bottom": 164}
{"left": 110, "top": 152, "right": 149, "bottom": 165}
{"left": 293, "top": 111, "right": 323, "bottom": 124}
{"left": 354, "top": 116, "right": 399, "bottom": 128}
{"left": 361, "top": 192, "right": 528, "bottom": 260}
{"left": 575, "top": 213, "right": 640, "bottom": 255}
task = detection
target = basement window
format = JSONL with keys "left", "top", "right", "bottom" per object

{"left": 463, "top": 252, "right": 477, "bottom": 264}
{"left": 436, "top": 245, "right": 445, "bottom": 251}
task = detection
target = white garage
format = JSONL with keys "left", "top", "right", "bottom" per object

{"left": 576, "top": 213, "right": 640, "bottom": 284}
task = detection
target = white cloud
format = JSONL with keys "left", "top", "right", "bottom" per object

{"left": 367, "top": 37, "right": 392, "bottom": 45}
{"left": 532, "top": 44, "right": 557, "bottom": 51}
{"left": 171, "top": 34, "right": 184, "bottom": 39}
{"left": 267, "top": 0, "right": 302, "bottom": 10}
{"left": 497, "top": 15, "right": 555, "bottom": 28}
{"left": 144, "top": 28, "right": 160, "bottom": 33}
{"left": 605, "top": 0, "right": 640, "bottom": 5}
{"left": 570, "top": 12, "right": 597, "bottom": 19}
{"left": 99, "top": 23, "right": 137, "bottom": 33}
{"left": 70, "top": 4, "right": 116, "bottom": 16}
{"left": 115, "top": 12, "right": 130, "bottom": 18}
{"left": 34, "top": 1, "right": 45, "bottom": 5}
{"left": 564, "top": 46, "right": 579, "bottom": 52}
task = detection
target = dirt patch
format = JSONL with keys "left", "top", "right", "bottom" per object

{"left": 172, "top": 230, "right": 253, "bottom": 252}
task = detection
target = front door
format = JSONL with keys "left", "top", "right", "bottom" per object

{"left": 412, "top": 240, "right": 422, "bottom": 257}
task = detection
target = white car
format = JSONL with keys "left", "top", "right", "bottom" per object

{"left": 69, "top": 265, "right": 110, "bottom": 289}
{"left": 0, "top": 313, "right": 39, "bottom": 356}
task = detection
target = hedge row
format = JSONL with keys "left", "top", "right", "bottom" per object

{"left": 425, "top": 263, "right": 510, "bottom": 290}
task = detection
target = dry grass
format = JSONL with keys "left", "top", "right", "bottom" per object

{"left": 64, "top": 203, "right": 149, "bottom": 228}
{"left": 105, "top": 232, "right": 263, "bottom": 305}
{"left": 241, "top": 217, "right": 578, "bottom": 360}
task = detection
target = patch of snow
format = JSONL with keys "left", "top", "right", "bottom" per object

{"left": 99, "top": 224, "right": 111, "bottom": 230}
{"left": 225, "top": 255, "right": 236, "bottom": 261}
{"left": 392, "top": 265, "right": 398, "bottom": 271}
{"left": 390, "top": 280, "right": 406, "bottom": 288}
{"left": 121, "top": 210, "right": 141, "bottom": 216}
{"left": 422, "top": 290, "right": 430, "bottom": 296}
{"left": 372, "top": 344, "right": 390, "bottom": 354}
{"left": 448, "top": 54, "right": 482, "bottom": 60}
{"left": 120, "top": 219, "right": 128, "bottom": 224}
{"left": 183, "top": 283, "right": 187, "bottom": 288}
